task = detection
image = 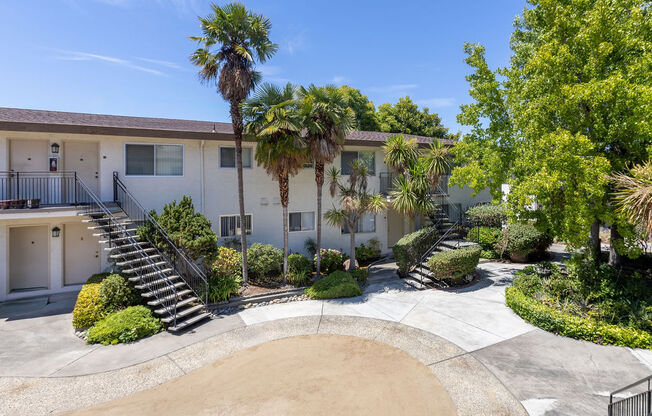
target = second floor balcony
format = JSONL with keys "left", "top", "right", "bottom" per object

{"left": 379, "top": 172, "right": 449, "bottom": 196}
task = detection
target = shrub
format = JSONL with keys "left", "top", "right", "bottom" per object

{"left": 355, "top": 238, "right": 382, "bottom": 265}
{"left": 506, "top": 286, "right": 652, "bottom": 349}
{"left": 86, "top": 306, "right": 162, "bottom": 345}
{"left": 496, "top": 223, "right": 551, "bottom": 260}
{"left": 72, "top": 283, "right": 105, "bottom": 329}
{"left": 213, "top": 247, "right": 242, "bottom": 278}
{"left": 85, "top": 273, "right": 110, "bottom": 284}
{"left": 349, "top": 268, "right": 369, "bottom": 285}
{"left": 305, "top": 271, "right": 362, "bottom": 300}
{"left": 287, "top": 253, "right": 312, "bottom": 287}
{"left": 99, "top": 274, "right": 139, "bottom": 312}
{"left": 304, "top": 238, "right": 317, "bottom": 257}
{"left": 427, "top": 246, "right": 482, "bottom": 282}
{"left": 468, "top": 227, "right": 501, "bottom": 249}
{"left": 247, "top": 243, "right": 283, "bottom": 280}
{"left": 393, "top": 227, "right": 439, "bottom": 276}
{"left": 465, "top": 204, "right": 506, "bottom": 227}
{"left": 315, "top": 248, "right": 345, "bottom": 274}
{"left": 220, "top": 237, "right": 242, "bottom": 252}
{"left": 207, "top": 273, "right": 241, "bottom": 303}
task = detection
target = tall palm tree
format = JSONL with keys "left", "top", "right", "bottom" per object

{"left": 612, "top": 160, "right": 652, "bottom": 240}
{"left": 325, "top": 161, "right": 386, "bottom": 271}
{"left": 382, "top": 134, "right": 419, "bottom": 176}
{"left": 423, "top": 139, "right": 450, "bottom": 191}
{"left": 190, "top": 2, "right": 277, "bottom": 284}
{"left": 299, "top": 85, "right": 355, "bottom": 278}
{"left": 243, "top": 83, "right": 306, "bottom": 278}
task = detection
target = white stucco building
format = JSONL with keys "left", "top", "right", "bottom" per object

{"left": 0, "top": 107, "right": 491, "bottom": 302}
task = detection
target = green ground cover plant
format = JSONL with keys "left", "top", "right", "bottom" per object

{"left": 467, "top": 226, "right": 501, "bottom": 258}
{"left": 287, "top": 253, "right": 312, "bottom": 287}
{"left": 305, "top": 271, "right": 362, "bottom": 299}
{"left": 86, "top": 306, "right": 162, "bottom": 345}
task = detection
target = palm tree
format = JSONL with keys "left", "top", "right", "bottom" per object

{"left": 612, "top": 160, "right": 652, "bottom": 240}
{"left": 190, "top": 2, "right": 277, "bottom": 284}
{"left": 325, "top": 161, "right": 387, "bottom": 271}
{"left": 299, "top": 85, "right": 355, "bottom": 278}
{"left": 423, "top": 139, "right": 450, "bottom": 191}
{"left": 382, "top": 134, "right": 419, "bottom": 176}
{"left": 242, "top": 83, "right": 306, "bottom": 278}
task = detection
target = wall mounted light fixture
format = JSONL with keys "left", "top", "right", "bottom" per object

{"left": 51, "top": 143, "right": 60, "bottom": 154}
{"left": 51, "top": 227, "right": 60, "bottom": 237}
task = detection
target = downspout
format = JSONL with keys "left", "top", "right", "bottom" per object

{"left": 200, "top": 140, "right": 205, "bottom": 214}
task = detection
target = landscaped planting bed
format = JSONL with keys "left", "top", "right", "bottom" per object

{"left": 427, "top": 246, "right": 482, "bottom": 285}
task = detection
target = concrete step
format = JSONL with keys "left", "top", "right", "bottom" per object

{"left": 87, "top": 222, "right": 132, "bottom": 230}
{"left": 134, "top": 274, "right": 180, "bottom": 289}
{"left": 134, "top": 268, "right": 174, "bottom": 280}
{"left": 77, "top": 208, "right": 122, "bottom": 217}
{"left": 167, "top": 312, "right": 211, "bottom": 332}
{"left": 161, "top": 304, "right": 205, "bottom": 324}
{"left": 109, "top": 247, "right": 156, "bottom": 259}
{"left": 154, "top": 296, "right": 198, "bottom": 315}
{"left": 141, "top": 281, "right": 186, "bottom": 298}
{"left": 122, "top": 261, "right": 168, "bottom": 274}
{"left": 116, "top": 254, "right": 163, "bottom": 267}
{"left": 93, "top": 228, "right": 138, "bottom": 237}
{"left": 404, "top": 277, "right": 427, "bottom": 290}
{"left": 82, "top": 216, "right": 129, "bottom": 223}
{"left": 99, "top": 235, "right": 136, "bottom": 245}
{"left": 105, "top": 241, "right": 151, "bottom": 250}
{"left": 147, "top": 289, "right": 192, "bottom": 306}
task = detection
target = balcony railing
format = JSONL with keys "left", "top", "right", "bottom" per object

{"left": 379, "top": 172, "right": 449, "bottom": 196}
{"left": 0, "top": 171, "right": 81, "bottom": 208}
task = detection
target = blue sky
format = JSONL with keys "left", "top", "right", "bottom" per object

{"left": 0, "top": 0, "right": 525, "bottom": 134}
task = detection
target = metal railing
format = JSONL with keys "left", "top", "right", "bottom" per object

{"left": 1, "top": 171, "right": 79, "bottom": 206}
{"left": 379, "top": 172, "right": 449, "bottom": 196}
{"left": 609, "top": 375, "right": 652, "bottom": 416}
{"left": 112, "top": 172, "right": 209, "bottom": 307}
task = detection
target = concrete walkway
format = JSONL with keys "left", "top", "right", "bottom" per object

{"left": 1, "top": 261, "right": 651, "bottom": 415}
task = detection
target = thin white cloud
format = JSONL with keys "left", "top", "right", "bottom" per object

{"left": 331, "top": 76, "right": 348, "bottom": 85}
{"left": 54, "top": 50, "right": 166, "bottom": 76}
{"left": 136, "top": 57, "right": 182, "bottom": 70}
{"left": 284, "top": 30, "right": 307, "bottom": 55}
{"left": 93, "top": 0, "right": 130, "bottom": 6}
{"left": 416, "top": 97, "right": 455, "bottom": 108}
{"left": 367, "top": 84, "right": 418, "bottom": 93}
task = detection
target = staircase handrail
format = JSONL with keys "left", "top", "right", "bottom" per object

{"left": 112, "top": 172, "right": 209, "bottom": 305}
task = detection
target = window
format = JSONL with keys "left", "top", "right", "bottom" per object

{"left": 341, "top": 151, "right": 375, "bottom": 175}
{"left": 289, "top": 212, "right": 315, "bottom": 232}
{"left": 342, "top": 213, "right": 376, "bottom": 234}
{"left": 219, "top": 214, "right": 252, "bottom": 237}
{"left": 220, "top": 147, "right": 252, "bottom": 168}
{"left": 125, "top": 144, "right": 183, "bottom": 176}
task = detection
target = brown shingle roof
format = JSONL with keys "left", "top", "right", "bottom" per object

{"left": 0, "top": 107, "right": 452, "bottom": 145}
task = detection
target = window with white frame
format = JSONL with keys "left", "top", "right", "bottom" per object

{"left": 220, "top": 147, "right": 252, "bottom": 168}
{"left": 219, "top": 214, "right": 252, "bottom": 237}
{"left": 341, "top": 151, "right": 375, "bottom": 175}
{"left": 125, "top": 144, "right": 183, "bottom": 176}
{"left": 289, "top": 212, "right": 315, "bottom": 232}
{"left": 342, "top": 213, "right": 376, "bottom": 234}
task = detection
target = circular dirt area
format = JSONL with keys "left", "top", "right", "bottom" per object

{"left": 66, "top": 334, "right": 456, "bottom": 416}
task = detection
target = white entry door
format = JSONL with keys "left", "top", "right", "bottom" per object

{"left": 64, "top": 222, "right": 101, "bottom": 285}
{"left": 64, "top": 142, "right": 99, "bottom": 195}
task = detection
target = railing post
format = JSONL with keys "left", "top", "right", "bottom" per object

{"left": 15, "top": 172, "right": 19, "bottom": 199}
{"left": 648, "top": 379, "right": 651, "bottom": 415}
{"left": 113, "top": 171, "right": 118, "bottom": 203}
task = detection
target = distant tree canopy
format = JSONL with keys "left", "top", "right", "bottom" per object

{"left": 337, "top": 86, "right": 379, "bottom": 131}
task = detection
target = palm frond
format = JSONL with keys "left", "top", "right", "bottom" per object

{"left": 612, "top": 160, "right": 652, "bottom": 239}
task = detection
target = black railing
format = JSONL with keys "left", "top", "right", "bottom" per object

{"left": 1, "top": 171, "right": 79, "bottom": 206}
{"left": 112, "top": 172, "right": 209, "bottom": 307}
{"left": 379, "top": 172, "right": 449, "bottom": 195}
{"left": 609, "top": 375, "right": 652, "bottom": 416}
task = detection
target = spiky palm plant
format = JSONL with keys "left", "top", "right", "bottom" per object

{"left": 324, "top": 162, "right": 386, "bottom": 271}
{"left": 242, "top": 83, "right": 305, "bottom": 279}
{"left": 612, "top": 161, "right": 652, "bottom": 240}
{"left": 299, "top": 85, "right": 355, "bottom": 278}
{"left": 382, "top": 134, "right": 419, "bottom": 176}
{"left": 190, "top": 2, "right": 277, "bottom": 284}
{"left": 423, "top": 139, "right": 450, "bottom": 191}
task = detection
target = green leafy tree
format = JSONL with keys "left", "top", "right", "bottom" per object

{"left": 337, "top": 85, "right": 379, "bottom": 131}
{"left": 299, "top": 85, "right": 356, "bottom": 278}
{"left": 451, "top": 0, "right": 652, "bottom": 266}
{"left": 243, "top": 83, "right": 306, "bottom": 278}
{"left": 324, "top": 162, "right": 386, "bottom": 271}
{"left": 377, "top": 97, "right": 458, "bottom": 140}
{"left": 190, "top": 2, "right": 278, "bottom": 284}
{"left": 139, "top": 196, "right": 218, "bottom": 262}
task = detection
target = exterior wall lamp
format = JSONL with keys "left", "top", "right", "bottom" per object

{"left": 51, "top": 143, "right": 60, "bottom": 154}
{"left": 51, "top": 227, "right": 60, "bottom": 238}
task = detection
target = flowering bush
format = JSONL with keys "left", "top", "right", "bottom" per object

{"left": 315, "top": 248, "right": 345, "bottom": 274}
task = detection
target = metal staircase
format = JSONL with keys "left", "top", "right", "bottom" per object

{"left": 75, "top": 173, "right": 210, "bottom": 332}
{"left": 402, "top": 186, "right": 478, "bottom": 290}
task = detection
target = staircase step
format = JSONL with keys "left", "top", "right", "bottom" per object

{"left": 408, "top": 272, "right": 434, "bottom": 286}
{"left": 131, "top": 268, "right": 173, "bottom": 280}
{"left": 404, "top": 277, "right": 427, "bottom": 290}
{"left": 116, "top": 254, "right": 163, "bottom": 267}
{"left": 161, "top": 304, "right": 205, "bottom": 324}
{"left": 154, "top": 296, "right": 198, "bottom": 315}
{"left": 77, "top": 208, "right": 122, "bottom": 217}
{"left": 141, "top": 281, "right": 186, "bottom": 298}
{"left": 134, "top": 274, "right": 180, "bottom": 288}
{"left": 105, "top": 241, "right": 151, "bottom": 250}
{"left": 147, "top": 289, "right": 192, "bottom": 306}
{"left": 109, "top": 247, "right": 156, "bottom": 259}
{"left": 167, "top": 312, "right": 211, "bottom": 332}
{"left": 82, "top": 216, "right": 129, "bottom": 223}
{"left": 87, "top": 222, "right": 131, "bottom": 230}
{"left": 93, "top": 228, "right": 138, "bottom": 237}
{"left": 122, "top": 261, "right": 168, "bottom": 274}
{"left": 99, "top": 235, "right": 136, "bottom": 244}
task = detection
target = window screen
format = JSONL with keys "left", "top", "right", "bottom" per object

{"left": 289, "top": 212, "right": 314, "bottom": 231}
{"left": 155, "top": 145, "right": 183, "bottom": 176}
{"left": 220, "top": 214, "right": 252, "bottom": 237}
{"left": 221, "top": 147, "right": 252, "bottom": 168}
{"left": 126, "top": 144, "right": 154, "bottom": 176}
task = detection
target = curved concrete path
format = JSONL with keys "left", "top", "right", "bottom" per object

{"left": 1, "top": 261, "right": 651, "bottom": 415}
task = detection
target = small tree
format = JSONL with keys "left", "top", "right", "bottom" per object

{"left": 324, "top": 162, "right": 386, "bottom": 271}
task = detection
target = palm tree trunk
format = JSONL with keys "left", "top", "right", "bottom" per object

{"left": 315, "top": 161, "right": 324, "bottom": 279}
{"left": 280, "top": 173, "right": 289, "bottom": 282}
{"left": 230, "top": 101, "right": 248, "bottom": 284}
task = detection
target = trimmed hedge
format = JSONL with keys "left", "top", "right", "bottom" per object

{"left": 506, "top": 287, "right": 652, "bottom": 349}
{"left": 467, "top": 226, "right": 501, "bottom": 258}
{"left": 72, "top": 283, "right": 104, "bottom": 329}
{"left": 247, "top": 243, "right": 283, "bottom": 280}
{"left": 465, "top": 204, "right": 506, "bottom": 227}
{"left": 305, "top": 271, "right": 362, "bottom": 299}
{"left": 427, "top": 246, "right": 482, "bottom": 281}
{"left": 85, "top": 273, "right": 111, "bottom": 284}
{"left": 86, "top": 306, "right": 162, "bottom": 345}
{"left": 496, "top": 223, "right": 551, "bottom": 260}
{"left": 393, "top": 227, "right": 439, "bottom": 276}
